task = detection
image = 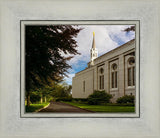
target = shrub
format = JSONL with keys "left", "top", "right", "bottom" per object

{"left": 55, "top": 96, "right": 73, "bottom": 102}
{"left": 116, "top": 95, "right": 135, "bottom": 104}
{"left": 87, "top": 90, "right": 112, "bottom": 105}
{"left": 72, "top": 98, "right": 88, "bottom": 102}
{"left": 30, "top": 92, "right": 41, "bottom": 103}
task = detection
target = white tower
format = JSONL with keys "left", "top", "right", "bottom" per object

{"left": 90, "top": 32, "right": 98, "bottom": 65}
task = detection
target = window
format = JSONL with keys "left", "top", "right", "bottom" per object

{"left": 99, "top": 75, "right": 104, "bottom": 90}
{"left": 115, "top": 71, "right": 117, "bottom": 88}
{"left": 133, "top": 66, "right": 135, "bottom": 86}
{"left": 112, "top": 72, "right": 114, "bottom": 88}
{"left": 100, "top": 76, "right": 101, "bottom": 89}
{"left": 127, "top": 57, "right": 135, "bottom": 87}
{"left": 102, "top": 75, "right": 104, "bottom": 89}
{"left": 128, "top": 68, "right": 132, "bottom": 86}
{"left": 83, "top": 81, "right": 85, "bottom": 92}
{"left": 99, "top": 68, "right": 104, "bottom": 90}
{"left": 111, "top": 63, "right": 118, "bottom": 88}
{"left": 113, "top": 64, "right": 117, "bottom": 70}
{"left": 100, "top": 68, "right": 104, "bottom": 74}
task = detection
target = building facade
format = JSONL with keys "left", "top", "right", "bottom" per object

{"left": 72, "top": 33, "right": 135, "bottom": 102}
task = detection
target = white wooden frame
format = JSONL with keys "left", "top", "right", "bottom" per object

{"left": 0, "top": 0, "right": 160, "bottom": 138}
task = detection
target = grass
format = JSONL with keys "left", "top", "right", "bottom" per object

{"left": 63, "top": 102, "right": 135, "bottom": 113}
{"left": 25, "top": 102, "right": 49, "bottom": 112}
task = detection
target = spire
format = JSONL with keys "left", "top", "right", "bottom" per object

{"left": 90, "top": 32, "right": 98, "bottom": 66}
{"left": 92, "top": 32, "right": 96, "bottom": 49}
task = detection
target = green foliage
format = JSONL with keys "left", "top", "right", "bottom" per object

{"left": 55, "top": 96, "right": 72, "bottom": 102}
{"left": 87, "top": 90, "right": 112, "bottom": 105}
{"left": 25, "top": 103, "right": 49, "bottom": 112}
{"left": 72, "top": 98, "right": 88, "bottom": 102}
{"left": 29, "top": 82, "right": 72, "bottom": 104}
{"left": 30, "top": 91, "right": 41, "bottom": 103}
{"left": 64, "top": 102, "right": 135, "bottom": 113}
{"left": 102, "top": 103, "right": 135, "bottom": 106}
{"left": 47, "top": 82, "right": 71, "bottom": 98}
{"left": 116, "top": 95, "right": 135, "bottom": 104}
{"left": 25, "top": 25, "right": 82, "bottom": 92}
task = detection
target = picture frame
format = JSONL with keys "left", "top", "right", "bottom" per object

{"left": 21, "top": 20, "right": 140, "bottom": 118}
{"left": 0, "top": 0, "right": 160, "bottom": 137}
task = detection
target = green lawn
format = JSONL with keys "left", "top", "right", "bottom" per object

{"left": 63, "top": 102, "right": 135, "bottom": 113}
{"left": 25, "top": 103, "right": 49, "bottom": 112}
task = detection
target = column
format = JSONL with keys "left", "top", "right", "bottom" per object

{"left": 118, "top": 55, "right": 125, "bottom": 97}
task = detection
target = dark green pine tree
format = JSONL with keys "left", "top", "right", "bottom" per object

{"left": 25, "top": 25, "right": 81, "bottom": 106}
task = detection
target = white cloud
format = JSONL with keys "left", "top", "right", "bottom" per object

{"left": 63, "top": 73, "right": 75, "bottom": 85}
{"left": 68, "top": 25, "right": 135, "bottom": 65}
{"left": 106, "top": 25, "right": 135, "bottom": 43}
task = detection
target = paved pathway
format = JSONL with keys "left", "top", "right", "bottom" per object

{"left": 38, "top": 102, "right": 94, "bottom": 113}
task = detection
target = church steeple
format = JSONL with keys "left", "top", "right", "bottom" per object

{"left": 90, "top": 32, "right": 98, "bottom": 66}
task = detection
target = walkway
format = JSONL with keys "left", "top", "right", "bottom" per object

{"left": 38, "top": 102, "right": 94, "bottom": 113}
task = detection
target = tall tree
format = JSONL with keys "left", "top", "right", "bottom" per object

{"left": 25, "top": 25, "right": 81, "bottom": 106}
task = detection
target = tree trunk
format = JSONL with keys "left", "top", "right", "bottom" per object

{"left": 41, "top": 94, "right": 43, "bottom": 104}
{"left": 45, "top": 96, "right": 47, "bottom": 103}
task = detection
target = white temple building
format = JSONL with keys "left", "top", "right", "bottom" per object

{"left": 72, "top": 33, "right": 135, "bottom": 102}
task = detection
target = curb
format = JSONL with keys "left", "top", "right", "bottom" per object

{"left": 35, "top": 103, "right": 50, "bottom": 113}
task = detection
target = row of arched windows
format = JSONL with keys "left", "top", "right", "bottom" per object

{"left": 98, "top": 57, "right": 135, "bottom": 90}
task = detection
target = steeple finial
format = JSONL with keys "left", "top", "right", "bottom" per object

{"left": 92, "top": 32, "right": 96, "bottom": 49}
{"left": 93, "top": 31, "right": 95, "bottom": 36}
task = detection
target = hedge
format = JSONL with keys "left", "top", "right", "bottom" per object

{"left": 116, "top": 95, "right": 135, "bottom": 104}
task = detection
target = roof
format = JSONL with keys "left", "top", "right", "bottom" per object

{"left": 94, "top": 39, "right": 135, "bottom": 62}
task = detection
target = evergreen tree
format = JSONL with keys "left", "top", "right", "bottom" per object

{"left": 25, "top": 25, "right": 81, "bottom": 106}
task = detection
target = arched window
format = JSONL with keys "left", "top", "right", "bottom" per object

{"left": 111, "top": 63, "right": 118, "bottom": 88}
{"left": 127, "top": 57, "right": 135, "bottom": 86}
{"left": 99, "top": 68, "right": 104, "bottom": 90}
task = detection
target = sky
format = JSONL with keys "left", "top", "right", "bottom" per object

{"left": 63, "top": 25, "right": 135, "bottom": 85}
